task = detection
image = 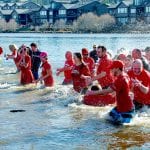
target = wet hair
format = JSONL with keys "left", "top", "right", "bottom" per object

{"left": 9, "top": 44, "right": 18, "bottom": 51}
{"left": 97, "top": 45, "right": 107, "bottom": 52}
{"left": 30, "top": 43, "right": 37, "bottom": 47}
{"left": 74, "top": 52, "right": 82, "bottom": 61}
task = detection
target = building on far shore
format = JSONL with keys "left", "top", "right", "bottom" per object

{"left": 0, "top": 0, "right": 150, "bottom": 26}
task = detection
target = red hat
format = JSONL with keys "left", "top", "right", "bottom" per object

{"left": 110, "top": 60, "right": 124, "bottom": 69}
{"left": 82, "top": 48, "right": 89, "bottom": 55}
{"left": 40, "top": 52, "right": 48, "bottom": 58}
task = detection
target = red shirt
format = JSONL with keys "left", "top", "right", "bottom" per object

{"left": 110, "top": 73, "right": 134, "bottom": 113}
{"left": 12, "top": 50, "right": 20, "bottom": 64}
{"left": 128, "top": 69, "right": 150, "bottom": 104}
{"left": 19, "top": 55, "right": 34, "bottom": 84}
{"left": 19, "top": 55, "right": 31, "bottom": 71}
{"left": 97, "top": 54, "right": 114, "bottom": 88}
{"left": 72, "top": 63, "right": 91, "bottom": 92}
{"left": 64, "top": 59, "right": 74, "bottom": 81}
{"left": 42, "top": 61, "right": 54, "bottom": 87}
{"left": 83, "top": 57, "right": 95, "bottom": 75}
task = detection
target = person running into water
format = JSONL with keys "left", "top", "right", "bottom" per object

{"left": 36, "top": 52, "right": 54, "bottom": 87}
{"left": 56, "top": 51, "right": 74, "bottom": 85}
{"left": 6, "top": 44, "right": 20, "bottom": 71}
{"left": 86, "top": 46, "right": 114, "bottom": 89}
{"left": 128, "top": 59, "right": 150, "bottom": 110}
{"left": 17, "top": 47, "right": 34, "bottom": 85}
{"left": 87, "top": 60, "right": 134, "bottom": 125}
{"left": 81, "top": 48, "right": 95, "bottom": 77}
{"left": 30, "top": 43, "right": 41, "bottom": 80}
{"left": 71, "top": 52, "right": 91, "bottom": 94}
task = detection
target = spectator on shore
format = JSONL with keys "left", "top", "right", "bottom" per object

{"left": 30, "top": 43, "right": 41, "bottom": 80}
{"left": 56, "top": 51, "right": 74, "bottom": 85}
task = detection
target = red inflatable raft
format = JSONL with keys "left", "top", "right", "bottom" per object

{"left": 83, "top": 94, "right": 116, "bottom": 106}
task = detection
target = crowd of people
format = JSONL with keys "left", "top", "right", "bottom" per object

{"left": 1, "top": 43, "right": 150, "bottom": 125}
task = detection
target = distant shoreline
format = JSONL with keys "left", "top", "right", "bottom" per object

{"left": 0, "top": 30, "right": 150, "bottom": 34}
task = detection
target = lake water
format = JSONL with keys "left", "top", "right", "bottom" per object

{"left": 0, "top": 33, "right": 150, "bottom": 150}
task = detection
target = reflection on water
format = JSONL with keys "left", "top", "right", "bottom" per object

{"left": 0, "top": 33, "right": 150, "bottom": 149}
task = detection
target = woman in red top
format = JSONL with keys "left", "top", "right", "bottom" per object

{"left": 56, "top": 51, "right": 74, "bottom": 85}
{"left": 36, "top": 52, "right": 54, "bottom": 87}
{"left": 71, "top": 52, "right": 91, "bottom": 94}
{"left": 17, "top": 47, "right": 34, "bottom": 85}
{"left": 6, "top": 44, "right": 20, "bottom": 71}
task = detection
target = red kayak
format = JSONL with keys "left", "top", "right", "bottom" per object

{"left": 83, "top": 94, "right": 116, "bottom": 106}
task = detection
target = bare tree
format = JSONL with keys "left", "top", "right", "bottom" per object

{"left": 73, "top": 13, "right": 116, "bottom": 33}
{"left": 7, "top": 19, "right": 18, "bottom": 31}
{"left": 53, "top": 19, "right": 66, "bottom": 30}
{"left": 0, "top": 19, "right": 7, "bottom": 31}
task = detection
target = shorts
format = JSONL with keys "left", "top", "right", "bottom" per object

{"left": 109, "top": 107, "right": 135, "bottom": 125}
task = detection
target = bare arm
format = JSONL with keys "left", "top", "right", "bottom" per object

{"left": 86, "top": 87, "right": 114, "bottom": 96}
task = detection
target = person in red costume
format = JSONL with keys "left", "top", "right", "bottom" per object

{"left": 6, "top": 44, "right": 20, "bottom": 71}
{"left": 71, "top": 52, "right": 91, "bottom": 94}
{"left": 81, "top": 48, "right": 95, "bottom": 77}
{"left": 17, "top": 47, "right": 34, "bottom": 85}
{"left": 56, "top": 51, "right": 74, "bottom": 85}
{"left": 87, "top": 60, "right": 134, "bottom": 125}
{"left": 86, "top": 46, "right": 114, "bottom": 89}
{"left": 128, "top": 59, "right": 150, "bottom": 110}
{"left": 36, "top": 52, "right": 54, "bottom": 87}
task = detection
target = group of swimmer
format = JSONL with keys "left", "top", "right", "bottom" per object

{"left": 1, "top": 43, "right": 150, "bottom": 125}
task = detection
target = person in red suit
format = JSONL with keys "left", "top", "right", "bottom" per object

{"left": 6, "top": 44, "right": 20, "bottom": 71}
{"left": 36, "top": 52, "right": 54, "bottom": 87}
{"left": 86, "top": 60, "right": 134, "bottom": 125}
{"left": 56, "top": 51, "right": 74, "bottom": 85}
{"left": 128, "top": 59, "right": 150, "bottom": 110}
{"left": 81, "top": 48, "right": 95, "bottom": 77}
{"left": 71, "top": 52, "right": 91, "bottom": 94}
{"left": 17, "top": 47, "right": 34, "bottom": 85}
{"left": 86, "top": 46, "right": 114, "bottom": 89}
